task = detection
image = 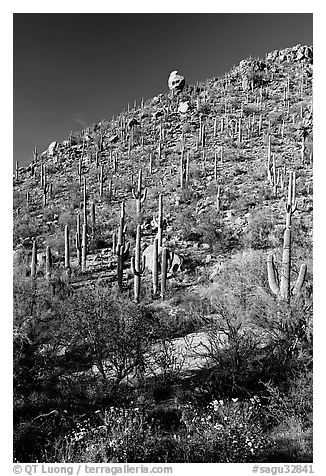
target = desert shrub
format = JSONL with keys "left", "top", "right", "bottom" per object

{"left": 13, "top": 212, "right": 40, "bottom": 246}
{"left": 242, "top": 209, "right": 277, "bottom": 249}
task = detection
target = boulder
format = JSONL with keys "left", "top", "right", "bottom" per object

{"left": 168, "top": 70, "right": 185, "bottom": 93}
{"left": 47, "top": 141, "right": 58, "bottom": 156}
{"left": 143, "top": 245, "right": 182, "bottom": 273}
{"left": 178, "top": 101, "right": 189, "bottom": 114}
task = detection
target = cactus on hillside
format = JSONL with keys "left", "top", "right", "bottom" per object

{"left": 267, "top": 171, "right": 306, "bottom": 301}
{"left": 65, "top": 225, "right": 71, "bottom": 274}
{"left": 45, "top": 245, "right": 52, "bottom": 280}
{"left": 31, "top": 240, "right": 37, "bottom": 279}
{"left": 152, "top": 238, "right": 159, "bottom": 296}
{"left": 112, "top": 202, "right": 130, "bottom": 289}
{"left": 132, "top": 169, "right": 147, "bottom": 215}
{"left": 153, "top": 193, "right": 164, "bottom": 247}
{"left": 83, "top": 177, "right": 88, "bottom": 231}
{"left": 131, "top": 225, "right": 146, "bottom": 303}
{"left": 90, "top": 201, "right": 96, "bottom": 235}
{"left": 285, "top": 171, "right": 297, "bottom": 228}
{"left": 216, "top": 186, "right": 222, "bottom": 213}
{"left": 99, "top": 165, "right": 104, "bottom": 198}
{"left": 160, "top": 247, "right": 170, "bottom": 300}
{"left": 81, "top": 224, "right": 87, "bottom": 272}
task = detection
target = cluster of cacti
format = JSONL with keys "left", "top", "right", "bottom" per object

{"left": 267, "top": 171, "right": 306, "bottom": 301}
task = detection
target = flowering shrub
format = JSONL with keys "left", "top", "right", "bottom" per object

{"left": 48, "top": 400, "right": 269, "bottom": 463}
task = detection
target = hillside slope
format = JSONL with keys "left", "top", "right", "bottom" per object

{"left": 13, "top": 43, "right": 313, "bottom": 292}
{"left": 13, "top": 44, "right": 313, "bottom": 463}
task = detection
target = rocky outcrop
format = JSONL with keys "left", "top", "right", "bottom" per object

{"left": 266, "top": 44, "right": 313, "bottom": 64}
{"left": 168, "top": 71, "right": 185, "bottom": 93}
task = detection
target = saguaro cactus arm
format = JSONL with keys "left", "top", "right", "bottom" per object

{"left": 292, "top": 264, "right": 307, "bottom": 296}
{"left": 267, "top": 255, "right": 280, "bottom": 295}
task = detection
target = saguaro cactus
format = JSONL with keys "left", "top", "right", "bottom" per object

{"left": 216, "top": 186, "right": 222, "bottom": 213}
{"left": 112, "top": 203, "right": 129, "bottom": 289}
{"left": 285, "top": 171, "right": 297, "bottom": 228}
{"left": 131, "top": 225, "right": 146, "bottom": 303}
{"left": 83, "top": 177, "right": 88, "bottom": 231}
{"left": 185, "top": 151, "right": 190, "bottom": 185}
{"left": 160, "top": 247, "right": 169, "bottom": 299}
{"left": 78, "top": 158, "right": 82, "bottom": 185}
{"left": 270, "top": 155, "right": 280, "bottom": 196}
{"left": 65, "top": 225, "right": 71, "bottom": 273}
{"left": 153, "top": 193, "right": 164, "bottom": 246}
{"left": 81, "top": 224, "right": 87, "bottom": 271}
{"left": 267, "top": 244, "right": 307, "bottom": 302}
{"left": 267, "top": 171, "right": 306, "bottom": 301}
{"left": 99, "top": 165, "right": 104, "bottom": 198}
{"left": 91, "top": 202, "right": 96, "bottom": 234}
{"left": 45, "top": 245, "right": 52, "bottom": 280}
{"left": 31, "top": 240, "right": 37, "bottom": 279}
{"left": 180, "top": 150, "right": 185, "bottom": 189}
{"left": 132, "top": 169, "right": 147, "bottom": 215}
{"left": 152, "top": 238, "right": 159, "bottom": 296}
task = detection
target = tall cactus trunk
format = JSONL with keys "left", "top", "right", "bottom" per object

{"left": 81, "top": 224, "right": 87, "bottom": 271}
{"left": 65, "top": 225, "right": 71, "bottom": 276}
{"left": 45, "top": 245, "right": 52, "bottom": 280}
{"left": 131, "top": 225, "right": 145, "bottom": 303}
{"left": 152, "top": 238, "right": 159, "bottom": 296}
{"left": 31, "top": 240, "right": 37, "bottom": 279}
{"left": 280, "top": 227, "right": 291, "bottom": 302}
{"left": 160, "top": 247, "right": 168, "bottom": 299}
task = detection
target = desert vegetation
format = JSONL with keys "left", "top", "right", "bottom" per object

{"left": 13, "top": 44, "right": 313, "bottom": 462}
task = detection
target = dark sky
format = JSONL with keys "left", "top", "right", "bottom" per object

{"left": 13, "top": 13, "right": 313, "bottom": 166}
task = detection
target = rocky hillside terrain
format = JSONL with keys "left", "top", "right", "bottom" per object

{"left": 13, "top": 44, "right": 313, "bottom": 463}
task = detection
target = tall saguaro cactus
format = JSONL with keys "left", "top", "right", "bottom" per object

{"left": 112, "top": 203, "right": 129, "bottom": 290}
{"left": 65, "top": 225, "right": 71, "bottom": 274}
{"left": 76, "top": 213, "right": 81, "bottom": 266}
{"left": 131, "top": 225, "right": 146, "bottom": 303}
{"left": 285, "top": 171, "right": 297, "bottom": 228}
{"left": 216, "top": 186, "right": 222, "bottom": 213}
{"left": 31, "top": 240, "right": 37, "bottom": 279}
{"left": 267, "top": 171, "right": 306, "bottom": 302}
{"left": 132, "top": 169, "right": 147, "bottom": 216}
{"left": 81, "top": 224, "right": 87, "bottom": 271}
{"left": 160, "top": 247, "right": 169, "bottom": 299}
{"left": 45, "top": 245, "right": 52, "bottom": 280}
{"left": 153, "top": 193, "right": 164, "bottom": 246}
{"left": 83, "top": 177, "right": 88, "bottom": 231}
{"left": 152, "top": 238, "right": 159, "bottom": 296}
